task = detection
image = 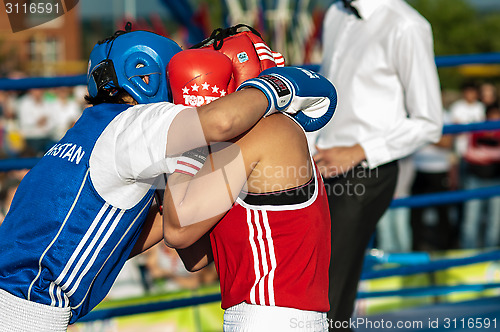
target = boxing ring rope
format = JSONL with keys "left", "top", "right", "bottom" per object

{"left": 1, "top": 52, "right": 500, "bottom": 323}
{"left": 391, "top": 184, "right": 500, "bottom": 209}
{"left": 0, "top": 74, "right": 86, "bottom": 90}
{"left": 300, "top": 52, "right": 500, "bottom": 73}
{"left": 356, "top": 283, "right": 500, "bottom": 300}
{"left": 78, "top": 293, "right": 222, "bottom": 323}
{"left": 0, "top": 157, "right": 41, "bottom": 172}
{"left": 362, "top": 250, "right": 500, "bottom": 280}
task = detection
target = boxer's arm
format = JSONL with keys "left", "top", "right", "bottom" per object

{"left": 128, "top": 203, "right": 215, "bottom": 271}
{"left": 198, "top": 88, "right": 268, "bottom": 142}
{"left": 163, "top": 141, "right": 253, "bottom": 249}
{"left": 165, "top": 89, "right": 268, "bottom": 157}
{"left": 176, "top": 233, "right": 214, "bottom": 272}
{"left": 129, "top": 204, "right": 163, "bottom": 258}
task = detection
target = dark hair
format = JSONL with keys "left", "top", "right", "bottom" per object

{"left": 460, "top": 80, "right": 479, "bottom": 92}
{"left": 84, "top": 89, "right": 132, "bottom": 106}
{"left": 486, "top": 103, "right": 500, "bottom": 117}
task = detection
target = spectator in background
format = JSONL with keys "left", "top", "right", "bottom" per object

{"left": 376, "top": 156, "right": 415, "bottom": 253}
{"left": 0, "top": 91, "right": 8, "bottom": 156}
{"left": 450, "top": 81, "right": 486, "bottom": 159}
{"left": 461, "top": 104, "right": 500, "bottom": 249}
{"left": 449, "top": 81, "right": 486, "bottom": 236}
{"left": 51, "top": 87, "right": 82, "bottom": 141}
{"left": 0, "top": 90, "right": 25, "bottom": 157}
{"left": 312, "top": 0, "right": 443, "bottom": 327}
{"left": 411, "top": 109, "right": 455, "bottom": 251}
{"left": 73, "top": 85, "right": 91, "bottom": 110}
{"left": 0, "top": 168, "right": 27, "bottom": 226}
{"left": 0, "top": 177, "right": 21, "bottom": 225}
{"left": 479, "top": 83, "right": 498, "bottom": 108}
{"left": 16, "top": 88, "right": 55, "bottom": 156}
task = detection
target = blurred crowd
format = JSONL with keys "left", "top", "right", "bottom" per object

{"left": 0, "top": 84, "right": 87, "bottom": 158}
{"left": 377, "top": 81, "right": 500, "bottom": 253}
{"left": 0, "top": 83, "right": 88, "bottom": 222}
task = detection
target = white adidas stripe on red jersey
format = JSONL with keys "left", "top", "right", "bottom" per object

{"left": 246, "top": 208, "right": 260, "bottom": 305}
{"left": 246, "top": 208, "right": 276, "bottom": 306}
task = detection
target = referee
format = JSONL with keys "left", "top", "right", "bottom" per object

{"left": 311, "top": 0, "right": 443, "bottom": 329}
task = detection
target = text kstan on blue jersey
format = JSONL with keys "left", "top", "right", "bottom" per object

{"left": 44, "top": 143, "right": 86, "bottom": 165}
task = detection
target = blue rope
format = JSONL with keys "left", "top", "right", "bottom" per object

{"left": 365, "top": 252, "right": 431, "bottom": 266}
{"left": 300, "top": 53, "right": 500, "bottom": 74}
{"left": 78, "top": 293, "right": 221, "bottom": 323}
{"left": 435, "top": 52, "right": 500, "bottom": 67}
{"left": 0, "top": 75, "right": 86, "bottom": 90}
{"left": 443, "top": 120, "right": 500, "bottom": 135}
{"left": 361, "top": 250, "right": 500, "bottom": 280}
{"left": 391, "top": 186, "right": 500, "bottom": 209}
{"left": 357, "top": 283, "right": 500, "bottom": 299}
{"left": 0, "top": 157, "right": 41, "bottom": 172}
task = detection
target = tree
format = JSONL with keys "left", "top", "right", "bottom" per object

{"left": 409, "top": 0, "right": 500, "bottom": 88}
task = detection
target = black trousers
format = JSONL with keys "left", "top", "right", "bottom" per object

{"left": 324, "top": 161, "right": 398, "bottom": 330}
{"left": 411, "top": 171, "right": 453, "bottom": 251}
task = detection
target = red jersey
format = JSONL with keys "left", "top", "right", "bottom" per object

{"left": 464, "top": 129, "right": 500, "bottom": 165}
{"left": 210, "top": 163, "right": 331, "bottom": 312}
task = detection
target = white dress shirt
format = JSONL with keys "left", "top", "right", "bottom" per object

{"left": 315, "top": 0, "right": 443, "bottom": 168}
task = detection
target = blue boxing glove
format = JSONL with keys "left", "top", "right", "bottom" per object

{"left": 236, "top": 66, "right": 337, "bottom": 131}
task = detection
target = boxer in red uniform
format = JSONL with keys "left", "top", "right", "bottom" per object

{"left": 133, "top": 36, "right": 335, "bottom": 331}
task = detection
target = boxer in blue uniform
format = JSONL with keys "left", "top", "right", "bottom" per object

{"left": 0, "top": 25, "right": 336, "bottom": 331}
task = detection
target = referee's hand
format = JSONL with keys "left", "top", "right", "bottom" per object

{"left": 313, "top": 144, "right": 366, "bottom": 178}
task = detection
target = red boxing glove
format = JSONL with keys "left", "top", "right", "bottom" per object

{"left": 168, "top": 49, "right": 233, "bottom": 107}
{"left": 193, "top": 24, "right": 285, "bottom": 93}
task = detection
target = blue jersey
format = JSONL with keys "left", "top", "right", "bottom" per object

{"left": 0, "top": 101, "right": 185, "bottom": 323}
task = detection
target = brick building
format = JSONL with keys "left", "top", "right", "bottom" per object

{"left": 0, "top": 2, "right": 83, "bottom": 76}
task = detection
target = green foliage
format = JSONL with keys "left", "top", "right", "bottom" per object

{"left": 480, "top": 14, "right": 500, "bottom": 52}
{"left": 408, "top": 0, "right": 500, "bottom": 89}
{"left": 409, "top": 0, "right": 479, "bottom": 55}
{"left": 203, "top": 0, "right": 226, "bottom": 30}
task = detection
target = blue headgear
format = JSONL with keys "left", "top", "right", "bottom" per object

{"left": 87, "top": 25, "right": 182, "bottom": 104}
